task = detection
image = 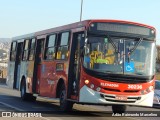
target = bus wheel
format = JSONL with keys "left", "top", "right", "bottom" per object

{"left": 20, "top": 79, "right": 28, "bottom": 100}
{"left": 59, "top": 84, "right": 73, "bottom": 111}
{"left": 28, "top": 94, "right": 37, "bottom": 102}
{"left": 112, "top": 105, "right": 126, "bottom": 114}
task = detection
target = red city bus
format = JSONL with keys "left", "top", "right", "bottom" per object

{"left": 7, "top": 19, "right": 156, "bottom": 113}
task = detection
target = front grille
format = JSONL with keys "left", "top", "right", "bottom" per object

{"left": 100, "top": 94, "right": 115, "bottom": 98}
{"left": 100, "top": 93, "right": 141, "bottom": 103}
{"left": 105, "top": 99, "right": 136, "bottom": 103}
{"left": 103, "top": 87, "right": 140, "bottom": 93}
{"left": 128, "top": 97, "right": 141, "bottom": 100}
{"left": 124, "top": 90, "right": 140, "bottom": 93}
{"left": 103, "top": 88, "right": 120, "bottom": 92}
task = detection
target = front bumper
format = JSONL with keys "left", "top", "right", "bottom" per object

{"left": 79, "top": 85, "right": 154, "bottom": 107}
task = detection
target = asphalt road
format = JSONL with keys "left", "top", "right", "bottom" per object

{"left": 0, "top": 83, "right": 160, "bottom": 120}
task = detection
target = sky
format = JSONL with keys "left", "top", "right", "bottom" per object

{"left": 0, "top": 0, "right": 160, "bottom": 44}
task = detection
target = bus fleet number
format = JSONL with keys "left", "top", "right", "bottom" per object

{"left": 128, "top": 85, "right": 142, "bottom": 89}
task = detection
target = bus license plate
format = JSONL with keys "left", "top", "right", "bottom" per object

{"left": 115, "top": 96, "right": 127, "bottom": 101}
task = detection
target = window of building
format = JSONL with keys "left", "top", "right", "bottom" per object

{"left": 56, "top": 32, "right": 70, "bottom": 60}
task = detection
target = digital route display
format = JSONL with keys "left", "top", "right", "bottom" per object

{"left": 89, "top": 22, "right": 154, "bottom": 36}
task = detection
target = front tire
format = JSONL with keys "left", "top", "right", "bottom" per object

{"left": 28, "top": 94, "right": 37, "bottom": 102}
{"left": 59, "top": 84, "right": 73, "bottom": 111}
{"left": 112, "top": 105, "right": 127, "bottom": 114}
{"left": 20, "top": 79, "right": 36, "bottom": 101}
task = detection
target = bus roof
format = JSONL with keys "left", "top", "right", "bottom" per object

{"left": 12, "top": 33, "right": 35, "bottom": 41}
{"left": 12, "top": 19, "right": 156, "bottom": 41}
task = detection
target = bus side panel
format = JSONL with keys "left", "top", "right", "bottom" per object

{"left": 55, "top": 61, "right": 69, "bottom": 97}
{"left": 27, "top": 61, "right": 35, "bottom": 93}
{"left": 39, "top": 61, "right": 56, "bottom": 97}
{"left": 39, "top": 61, "right": 68, "bottom": 98}
{"left": 20, "top": 61, "right": 29, "bottom": 93}
{"left": 6, "top": 61, "right": 15, "bottom": 88}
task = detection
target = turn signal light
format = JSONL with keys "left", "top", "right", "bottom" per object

{"left": 141, "top": 86, "right": 153, "bottom": 95}
{"left": 85, "top": 80, "right": 90, "bottom": 85}
{"left": 146, "top": 86, "right": 153, "bottom": 93}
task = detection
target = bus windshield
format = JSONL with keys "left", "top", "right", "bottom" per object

{"left": 83, "top": 36, "right": 156, "bottom": 76}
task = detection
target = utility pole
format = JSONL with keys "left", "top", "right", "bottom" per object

{"left": 80, "top": 0, "right": 83, "bottom": 22}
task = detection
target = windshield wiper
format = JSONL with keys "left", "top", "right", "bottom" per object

{"left": 135, "top": 72, "right": 144, "bottom": 75}
{"left": 105, "top": 70, "right": 114, "bottom": 73}
{"left": 97, "top": 70, "right": 114, "bottom": 73}
{"left": 107, "top": 35, "right": 118, "bottom": 52}
{"left": 130, "top": 38, "right": 143, "bottom": 55}
{"left": 127, "top": 38, "right": 143, "bottom": 63}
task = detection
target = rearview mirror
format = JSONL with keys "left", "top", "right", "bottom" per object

{"left": 86, "top": 47, "right": 90, "bottom": 54}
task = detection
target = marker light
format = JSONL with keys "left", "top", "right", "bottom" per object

{"left": 151, "top": 30, "right": 155, "bottom": 34}
{"left": 85, "top": 80, "right": 89, "bottom": 85}
{"left": 90, "top": 24, "right": 94, "bottom": 27}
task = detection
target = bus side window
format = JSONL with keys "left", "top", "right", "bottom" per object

{"left": 10, "top": 42, "right": 17, "bottom": 61}
{"left": 28, "top": 38, "right": 35, "bottom": 60}
{"left": 22, "top": 40, "right": 29, "bottom": 61}
{"left": 56, "top": 32, "right": 70, "bottom": 60}
{"left": 39, "top": 40, "right": 44, "bottom": 62}
{"left": 44, "top": 34, "right": 56, "bottom": 60}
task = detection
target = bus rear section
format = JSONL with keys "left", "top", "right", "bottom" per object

{"left": 78, "top": 20, "right": 156, "bottom": 112}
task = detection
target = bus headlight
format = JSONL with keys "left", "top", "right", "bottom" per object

{"left": 140, "top": 90, "right": 147, "bottom": 95}
{"left": 96, "top": 87, "right": 101, "bottom": 92}
{"left": 140, "top": 86, "right": 153, "bottom": 95}
{"left": 90, "top": 84, "right": 94, "bottom": 89}
{"left": 146, "top": 86, "right": 153, "bottom": 93}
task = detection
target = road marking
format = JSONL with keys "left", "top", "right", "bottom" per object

{"left": 127, "top": 117, "right": 141, "bottom": 120}
{"left": 41, "top": 117, "right": 51, "bottom": 120}
{"left": 0, "top": 101, "right": 24, "bottom": 111}
{"left": 0, "top": 101, "right": 55, "bottom": 120}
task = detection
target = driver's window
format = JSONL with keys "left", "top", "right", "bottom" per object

{"left": 84, "top": 36, "right": 116, "bottom": 69}
{"left": 102, "top": 43, "right": 115, "bottom": 64}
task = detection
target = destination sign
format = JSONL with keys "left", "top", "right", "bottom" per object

{"left": 90, "top": 22, "right": 154, "bottom": 36}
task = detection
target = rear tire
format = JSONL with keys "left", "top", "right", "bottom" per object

{"left": 59, "top": 84, "right": 73, "bottom": 111}
{"left": 28, "top": 94, "right": 37, "bottom": 102}
{"left": 112, "top": 105, "right": 127, "bottom": 114}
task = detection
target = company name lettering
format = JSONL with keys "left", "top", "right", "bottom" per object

{"left": 100, "top": 83, "right": 119, "bottom": 87}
